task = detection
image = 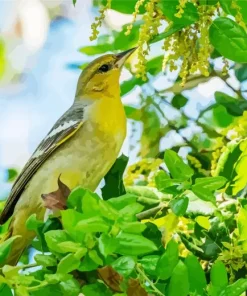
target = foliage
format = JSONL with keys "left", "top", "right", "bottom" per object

{"left": 86, "top": 0, "right": 247, "bottom": 84}
{"left": 0, "top": 150, "right": 247, "bottom": 295}
{"left": 1, "top": 0, "right": 247, "bottom": 295}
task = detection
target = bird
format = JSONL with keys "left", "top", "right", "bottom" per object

{"left": 0, "top": 47, "right": 136, "bottom": 266}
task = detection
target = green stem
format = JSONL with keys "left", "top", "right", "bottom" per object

{"left": 27, "top": 281, "right": 49, "bottom": 292}
{"left": 136, "top": 264, "right": 164, "bottom": 296}
{"left": 136, "top": 204, "right": 167, "bottom": 220}
{"left": 21, "top": 263, "right": 38, "bottom": 270}
{"left": 0, "top": 263, "right": 38, "bottom": 273}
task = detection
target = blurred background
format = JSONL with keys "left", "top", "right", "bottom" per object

{"left": 0, "top": 0, "right": 244, "bottom": 200}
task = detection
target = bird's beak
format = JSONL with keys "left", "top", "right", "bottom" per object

{"left": 114, "top": 47, "right": 137, "bottom": 68}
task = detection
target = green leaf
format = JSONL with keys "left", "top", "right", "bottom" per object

{"left": 118, "top": 203, "right": 144, "bottom": 218}
{"left": 171, "top": 94, "right": 188, "bottom": 109}
{"left": 201, "top": 237, "right": 221, "bottom": 260}
{"left": 102, "top": 155, "right": 128, "bottom": 199}
{"left": 59, "top": 279, "right": 80, "bottom": 296}
{"left": 212, "top": 105, "right": 234, "bottom": 128}
{"left": 7, "top": 168, "right": 18, "bottom": 182}
{"left": 220, "top": 0, "right": 247, "bottom": 24}
{"left": 155, "top": 170, "right": 171, "bottom": 191}
{"left": 0, "top": 284, "right": 12, "bottom": 296}
{"left": 159, "top": 0, "right": 199, "bottom": 25}
{"left": 215, "top": 91, "right": 247, "bottom": 116}
{"left": 231, "top": 140, "right": 247, "bottom": 195}
{"left": 219, "top": 279, "right": 247, "bottom": 296}
{"left": 67, "top": 186, "right": 86, "bottom": 211}
{"left": 170, "top": 196, "right": 189, "bottom": 216}
{"left": 78, "top": 253, "right": 99, "bottom": 272}
{"left": 73, "top": 0, "right": 76, "bottom": 6}
{"left": 192, "top": 177, "right": 224, "bottom": 204}
{"left": 98, "top": 199, "right": 119, "bottom": 220}
{"left": 156, "top": 239, "right": 179, "bottom": 280}
{"left": 44, "top": 230, "right": 70, "bottom": 253}
{"left": 26, "top": 214, "right": 43, "bottom": 231}
{"left": 79, "top": 44, "right": 114, "bottom": 55}
{"left": 121, "top": 78, "right": 145, "bottom": 96}
{"left": 219, "top": 0, "right": 235, "bottom": 14}
{"left": 195, "top": 216, "right": 211, "bottom": 230}
{"left": 126, "top": 186, "right": 161, "bottom": 206}
{"left": 184, "top": 255, "right": 207, "bottom": 295}
{"left": 200, "top": 0, "right": 218, "bottom": 5}
{"left": 119, "top": 221, "right": 146, "bottom": 234}
{"left": 114, "top": 22, "right": 141, "bottom": 50}
{"left": 88, "top": 250, "right": 103, "bottom": 266}
{"left": 57, "top": 241, "right": 84, "bottom": 253}
{"left": 146, "top": 56, "right": 163, "bottom": 76}
{"left": 30, "top": 284, "right": 62, "bottom": 296}
{"left": 15, "top": 286, "right": 29, "bottom": 296}
{"left": 98, "top": 233, "right": 119, "bottom": 257}
{"left": 167, "top": 261, "right": 189, "bottom": 296}
{"left": 81, "top": 282, "right": 112, "bottom": 296}
{"left": 107, "top": 194, "right": 137, "bottom": 210}
{"left": 209, "top": 17, "right": 247, "bottom": 63}
{"left": 31, "top": 217, "right": 62, "bottom": 252}
{"left": 81, "top": 190, "right": 101, "bottom": 214}
{"left": 235, "top": 64, "right": 247, "bottom": 82}
{"left": 61, "top": 209, "right": 85, "bottom": 240}
{"left": 111, "top": 256, "right": 136, "bottom": 277}
{"left": 164, "top": 150, "right": 194, "bottom": 180}
{"left": 34, "top": 254, "right": 57, "bottom": 267}
{"left": 210, "top": 261, "right": 228, "bottom": 294}
{"left": 0, "top": 236, "right": 20, "bottom": 265}
{"left": 101, "top": 0, "right": 147, "bottom": 14}
{"left": 237, "top": 207, "right": 247, "bottom": 241}
{"left": 142, "top": 222, "right": 162, "bottom": 248}
{"left": 45, "top": 273, "right": 72, "bottom": 284}
{"left": 139, "top": 255, "right": 160, "bottom": 276}
{"left": 116, "top": 232, "right": 157, "bottom": 256}
{"left": 150, "top": 24, "right": 184, "bottom": 44}
{"left": 57, "top": 253, "right": 81, "bottom": 274}
{"left": 75, "top": 216, "right": 110, "bottom": 233}
{"left": 69, "top": 189, "right": 118, "bottom": 221}
{"left": 2, "top": 265, "right": 20, "bottom": 278}
{"left": 213, "top": 139, "right": 241, "bottom": 194}
{"left": 194, "top": 176, "right": 227, "bottom": 191}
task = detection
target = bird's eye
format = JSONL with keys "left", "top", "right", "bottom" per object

{"left": 98, "top": 64, "right": 110, "bottom": 73}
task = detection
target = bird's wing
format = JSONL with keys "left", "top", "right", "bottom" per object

{"left": 0, "top": 104, "right": 85, "bottom": 224}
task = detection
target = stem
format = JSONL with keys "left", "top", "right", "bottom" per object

{"left": 0, "top": 263, "right": 38, "bottom": 273}
{"left": 27, "top": 281, "right": 49, "bottom": 292}
{"left": 136, "top": 204, "right": 167, "bottom": 220}
{"left": 136, "top": 264, "right": 164, "bottom": 296}
{"left": 223, "top": 79, "right": 243, "bottom": 99}
{"left": 21, "top": 263, "right": 38, "bottom": 270}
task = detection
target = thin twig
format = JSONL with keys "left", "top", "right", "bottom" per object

{"left": 136, "top": 264, "right": 164, "bottom": 296}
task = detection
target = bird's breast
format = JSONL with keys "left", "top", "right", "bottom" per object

{"left": 85, "top": 95, "right": 127, "bottom": 140}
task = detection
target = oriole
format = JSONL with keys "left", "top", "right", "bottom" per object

{"left": 0, "top": 48, "right": 136, "bottom": 265}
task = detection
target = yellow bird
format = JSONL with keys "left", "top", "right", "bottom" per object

{"left": 0, "top": 48, "right": 136, "bottom": 265}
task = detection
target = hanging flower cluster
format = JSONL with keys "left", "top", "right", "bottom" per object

{"left": 90, "top": 0, "right": 244, "bottom": 84}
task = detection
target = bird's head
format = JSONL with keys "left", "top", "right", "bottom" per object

{"left": 75, "top": 48, "right": 136, "bottom": 102}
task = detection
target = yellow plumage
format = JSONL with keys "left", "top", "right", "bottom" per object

{"left": 0, "top": 48, "right": 135, "bottom": 265}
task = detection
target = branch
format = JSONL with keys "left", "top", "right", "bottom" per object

{"left": 136, "top": 204, "right": 168, "bottom": 220}
{"left": 136, "top": 264, "right": 164, "bottom": 296}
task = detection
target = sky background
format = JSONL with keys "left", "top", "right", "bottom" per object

{"left": 0, "top": 0, "right": 237, "bottom": 198}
